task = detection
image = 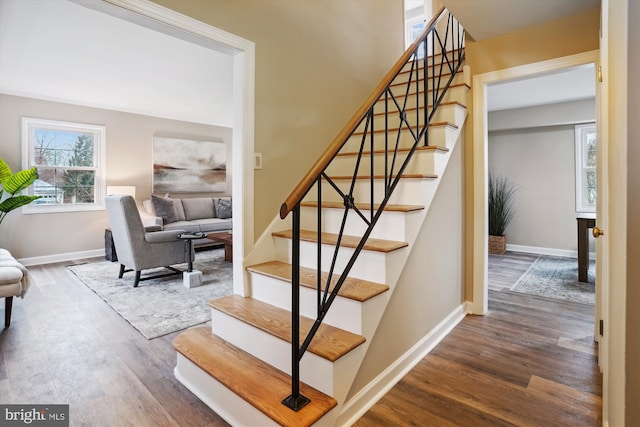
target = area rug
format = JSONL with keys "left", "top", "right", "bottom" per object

{"left": 510, "top": 255, "right": 595, "bottom": 305}
{"left": 68, "top": 249, "right": 232, "bottom": 339}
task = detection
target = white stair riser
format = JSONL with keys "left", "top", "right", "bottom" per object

{"left": 361, "top": 103, "right": 466, "bottom": 131}
{"left": 210, "top": 308, "right": 366, "bottom": 404}
{"left": 210, "top": 308, "right": 336, "bottom": 395}
{"left": 315, "top": 176, "right": 438, "bottom": 206}
{"left": 299, "top": 206, "right": 423, "bottom": 241}
{"left": 273, "top": 236, "right": 403, "bottom": 284}
{"left": 175, "top": 355, "right": 281, "bottom": 427}
{"left": 393, "top": 69, "right": 464, "bottom": 86}
{"left": 374, "top": 84, "right": 468, "bottom": 110}
{"left": 250, "top": 272, "right": 365, "bottom": 334}
{"left": 326, "top": 149, "right": 437, "bottom": 177}
{"left": 250, "top": 271, "right": 392, "bottom": 340}
{"left": 342, "top": 125, "right": 452, "bottom": 152}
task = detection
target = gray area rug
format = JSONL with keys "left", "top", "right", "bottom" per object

{"left": 510, "top": 255, "right": 595, "bottom": 305}
{"left": 68, "top": 248, "right": 232, "bottom": 339}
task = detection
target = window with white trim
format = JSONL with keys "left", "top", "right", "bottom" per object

{"left": 574, "top": 123, "right": 596, "bottom": 213}
{"left": 22, "top": 117, "right": 106, "bottom": 213}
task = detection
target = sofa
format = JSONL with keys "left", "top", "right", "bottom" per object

{"left": 139, "top": 195, "right": 232, "bottom": 247}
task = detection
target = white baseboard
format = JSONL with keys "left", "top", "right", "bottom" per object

{"left": 337, "top": 303, "right": 468, "bottom": 426}
{"left": 18, "top": 249, "right": 104, "bottom": 266}
{"left": 506, "top": 244, "right": 596, "bottom": 260}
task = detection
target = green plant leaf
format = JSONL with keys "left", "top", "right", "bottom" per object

{"left": 0, "top": 158, "right": 12, "bottom": 184}
{"left": 3, "top": 167, "right": 39, "bottom": 195}
{"left": 488, "top": 171, "right": 517, "bottom": 236}
{"left": 0, "top": 195, "right": 41, "bottom": 213}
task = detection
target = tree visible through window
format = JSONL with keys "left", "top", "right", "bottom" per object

{"left": 22, "top": 118, "right": 106, "bottom": 212}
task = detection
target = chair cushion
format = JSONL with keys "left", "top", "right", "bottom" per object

{"left": 163, "top": 221, "right": 201, "bottom": 233}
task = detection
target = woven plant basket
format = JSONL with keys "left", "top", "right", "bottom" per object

{"left": 488, "top": 235, "right": 506, "bottom": 254}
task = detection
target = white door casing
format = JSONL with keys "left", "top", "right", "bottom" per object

{"left": 470, "top": 50, "right": 601, "bottom": 315}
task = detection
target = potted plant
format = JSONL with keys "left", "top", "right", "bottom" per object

{"left": 0, "top": 158, "right": 41, "bottom": 226}
{"left": 488, "top": 171, "right": 517, "bottom": 254}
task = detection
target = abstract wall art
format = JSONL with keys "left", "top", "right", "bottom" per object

{"left": 153, "top": 137, "right": 226, "bottom": 193}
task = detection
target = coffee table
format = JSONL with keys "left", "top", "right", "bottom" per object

{"left": 207, "top": 231, "right": 233, "bottom": 262}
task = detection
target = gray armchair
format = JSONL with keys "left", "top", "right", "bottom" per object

{"left": 105, "top": 195, "right": 193, "bottom": 287}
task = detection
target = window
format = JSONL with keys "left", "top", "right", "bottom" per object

{"left": 575, "top": 123, "right": 596, "bottom": 213}
{"left": 22, "top": 117, "right": 106, "bottom": 213}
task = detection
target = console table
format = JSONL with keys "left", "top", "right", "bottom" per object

{"left": 577, "top": 215, "right": 596, "bottom": 283}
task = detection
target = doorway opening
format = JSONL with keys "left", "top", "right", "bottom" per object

{"left": 471, "top": 50, "right": 601, "bottom": 316}
{"left": 76, "top": 0, "right": 256, "bottom": 296}
{"left": 486, "top": 63, "right": 597, "bottom": 306}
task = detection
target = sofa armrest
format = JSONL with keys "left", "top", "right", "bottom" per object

{"left": 138, "top": 208, "right": 163, "bottom": 229}
{"left": 144, "top": 225, "right": 162, "bottom": 232}
{"left": 144, "top": 229, "right": 185, "bottom": 243}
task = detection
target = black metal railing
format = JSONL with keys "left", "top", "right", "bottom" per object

{"left": 280, "top": 8, "right": 465, "bottom": 411}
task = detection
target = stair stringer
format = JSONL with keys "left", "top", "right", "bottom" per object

{"left": 336, "top": 123, "right": 468, "bottom": 426}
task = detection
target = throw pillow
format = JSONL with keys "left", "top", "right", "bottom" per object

{"left": 217, "top": 198, "right": 232, "bottom": 219}
{"left": 151, "top": 194, "right": 178, "bottom": 224}
{"left": 182, "top": 198, "right": 215, "bottom": 221}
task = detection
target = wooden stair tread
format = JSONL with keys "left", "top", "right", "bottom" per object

{"left": 300, "top": 200, "right": 424, "bottom": 213}
{"left": 326, "top": 173, "right": 437, "bottom": 180}
{"left": 353, "top": 121, "right": 457, "bottom": 136}
{"left": 383, "top": 82, "right": 470, "bottom": 99}
{"left": 173, "top": 326, "right": 336, "bottom": 427}
{"left": 272, "top": 229, "right": 408, "bottom": 253}
{"left": 209, "top": 295, "right": 365, "bottom": 362}
{"left": 370, "top": 101, "right": 467, "bottom": 116}
{"left": 247, "top": 260, "right": 389, "bottom": 302}
{"left": 336, "top": 145, "right": 449, "bottom": 157}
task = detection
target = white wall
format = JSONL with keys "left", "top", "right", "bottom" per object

{"left": 0, "top": 0, "right": 233, "bottom": 127}
{"left": 488, "top": 99, "right": 596, "bottom": 255}
{"left": 0, "top": 94, "right": 232, "bottom": 261}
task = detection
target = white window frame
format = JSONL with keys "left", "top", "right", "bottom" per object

{"left": 405, "top": 15, "right": 426, "bottom": 50}
{"left": 22, "top": 117, "right": 106, "bottom": 213}
{"left": 574, "top": 122, "right": 597, "bottom": 213}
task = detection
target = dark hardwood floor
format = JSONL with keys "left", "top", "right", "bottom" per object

{"left": 357, "top": 251, "right": 601, "bottom": 426}
{"left": 0, "top": 252, "right": 601, "bottom": 426}
{"left": 0, "top": 256, "right": 229, "bottom": 426}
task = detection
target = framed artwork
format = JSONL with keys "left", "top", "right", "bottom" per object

{"left": 153, "top": 137, "right": 226, "bottom": 193}
{"left": 574, "top": 123, "right": 596, "bottom": 213}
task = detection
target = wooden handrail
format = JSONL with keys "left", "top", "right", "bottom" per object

{"left": 279, "top": 6, "right": 447, "bottom": 219}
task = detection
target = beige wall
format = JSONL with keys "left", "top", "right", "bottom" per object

{"left": 465, "top": 7, "right": 600, "bottom": 76}
{"left": 488, "top": 99, "right": 597, "bottom": 254}
{"left": 0, "top": 94, "right": 231, "bottom": 259}
{"left": 349, "top": 135, "right": 464, "bottom": 398}
{"left": 489, "top": 125, "right": 593, "bottom": 253}
{"left": 152, "top": 0, "right": 404, "bottom": 239}
{"left": 626, "top": 0, "right": 639, "bottom": 422}
{"left": 463, "top": 7, "right": 600, "bottom": 299}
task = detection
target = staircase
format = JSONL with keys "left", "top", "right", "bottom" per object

{"left": 173, "top": 8, "right": 468, "bottom": 427}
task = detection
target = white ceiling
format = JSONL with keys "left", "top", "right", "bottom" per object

{"left": 0, "top": 0, "right": 234, "bottom": 127}
{"left": 487, "top": 63, "right": 596, "bottom": 112}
